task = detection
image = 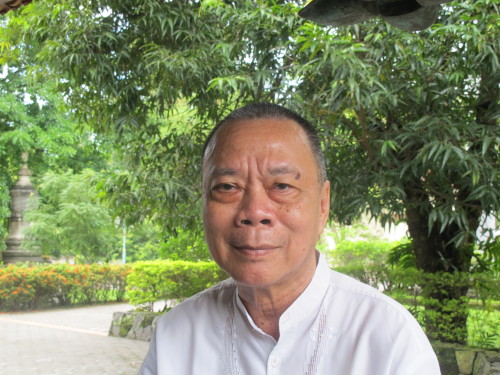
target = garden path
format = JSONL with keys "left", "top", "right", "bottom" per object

{"left": 0, "top": 303, "right": 149, "bottom": 375}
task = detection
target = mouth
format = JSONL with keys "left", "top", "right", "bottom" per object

{"left": 231, "top": 244, "right": 279, "bottom": 257}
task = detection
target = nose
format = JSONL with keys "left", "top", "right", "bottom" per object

{"left": 235, "top": 187, "right": 274, "bottom": 227}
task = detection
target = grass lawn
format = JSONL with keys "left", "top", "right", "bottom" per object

{"left": 467, "top": 307, "right": 500, "bottom": 349}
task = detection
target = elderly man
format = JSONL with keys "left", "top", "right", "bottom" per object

{"left": 138, "top": 103, "right": 441, "bottom": 375}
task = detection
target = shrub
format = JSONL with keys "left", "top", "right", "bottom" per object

{"left": 126, "top": 260, "right": 227, "bottom": 311}
{"left": 0, "top": 263, "right": 130, "bottom": 311}
{"left": 326, "top": 239, "right": 409, "bottom": 269}
{"left": 158, "top": 228, "right": 211, "bottom": 262}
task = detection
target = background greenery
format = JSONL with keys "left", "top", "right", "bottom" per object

{"left": 126, "top": 260, "right": 227, "bottom": 312}
{"left": 0, "top": 0, "right": 498, "bottom": 345}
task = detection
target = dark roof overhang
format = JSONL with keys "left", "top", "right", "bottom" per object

{"left": 1, "top": 0, "right": 32, "bottom": 15}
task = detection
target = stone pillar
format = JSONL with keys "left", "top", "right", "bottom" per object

{"left": 2, "top": 152, "right": 42, "bottom": 264}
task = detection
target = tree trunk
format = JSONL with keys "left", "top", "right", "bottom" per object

{"left": 404, "top": 181, "right": 479, "bottom": 343}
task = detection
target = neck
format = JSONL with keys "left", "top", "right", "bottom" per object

{"left": 237, "top": 251, "right": 319, "bottom": 340}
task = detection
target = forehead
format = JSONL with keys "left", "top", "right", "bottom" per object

{"left": 204, "top": 118, "right": 318, "bottom": 175}
{"left": 215, "top": 117, "right": 310, "bottom": 147}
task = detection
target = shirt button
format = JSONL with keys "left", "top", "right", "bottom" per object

{"left": 270, "top": 358, "right": 279, "bottom": 368}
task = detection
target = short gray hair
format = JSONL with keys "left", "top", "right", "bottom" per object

{"left": 202, "top": 103, "right": 327, "bottom": 182}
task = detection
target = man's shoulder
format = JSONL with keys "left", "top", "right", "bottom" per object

{"left": 324, "top": 269, "right": 439, "bottom": 372}
{"left": 328, "top": 268, "right": 412, "bottom": 316}
{"left": 327, "top": 268, "right": 431, "bottom": 341}
{"left": 187, "top": 277, "right": 236, "bottom": 305}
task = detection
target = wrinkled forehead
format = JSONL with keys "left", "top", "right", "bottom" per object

{"left": 203, "top": 118, "right": 311, "bottom": 166}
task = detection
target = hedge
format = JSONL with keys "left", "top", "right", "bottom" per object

{"left": 0, "top": 263, "right": 130, "bottom": 311}
{"left": 126, "top": 260, "right": 228, "bottom": 311}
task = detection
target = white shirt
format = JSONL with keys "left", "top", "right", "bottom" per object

{"left": 138, "top": 254, "right": 441, "bottom": 375}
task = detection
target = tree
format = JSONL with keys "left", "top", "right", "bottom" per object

{"left": 23, "top": 169, "right": 120, "bottom": 263}
{"left": 95, "top": 108, "right": 206, "bottom": 233}
{"left": 3, "top": 0, "right": 303, "bottom": 235}
{"left": 290, "top": 1, "right": 498, "bottom": 342}
{"left": 6, "top": 0, "right": 498, "bottom": 341}
{"left": 0, "top": 16, "right": 111, "bottom": 251}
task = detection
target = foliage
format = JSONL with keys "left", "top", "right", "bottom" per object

{"left": 326, "top": 238, "right": 406, "bottom": 268}
{"left": 118, "top": 224, "right": 210, "bottom": 263}
{"left": 158, "top": 228, "right": 211, "bottom": 262}
{"left": 408, "top": 271, "right": 500, "bottom": 347}
{"left": 126, "top": 260, "right": 227, "bottom": 312}
{"left": 321, "top": 235, "right": 413, "bottom": 287}
{"left": 416, "top": 271, "right": 472, "bottom": 343}
{"left": 0, "top": 73, "right": 110, "bottom": 178}
{"left": 119, "top": 221, "right": 163, "bottom": 262}
{"left": 467, "top": 303, "right": 500, "bottom": 349}
{"left": 472, "top": 236, "right": 500, "bottom": 273}
{"left": 6, "top": 0, "right": 301, "bottom": 130}
{"left": 292, "top": 1, "right": 499, "bottom": 275}
{"left": 7, "top": 0, "right": 496, "bottom": 267}
{"left": 3, "top": 0, "right": 303, "bottom": 233}
{"left": 95, "top": 123, "right": 205, "bottom": 233}
{"left": 0, "top": 262, "right": 130, "bottom": 311}
{"left": 468, "top": 271, "right": 500, "bottom": 348}
{"left": 326, "top": 221, "right": 393, "bottom": 242}
{"left": 387, "top": 241, "right": 417, "bottom": 269}
{"left": 4, "top": 0, "right": 499, "bottom": 342}
{"left": 0, "top": 18, "right": 111, "bottom": 249}
{"left": 23, "top": 169, "right": 121, "bottom": 263}
{"left": 389, "top": 237, "right": 500, "bottom": 273}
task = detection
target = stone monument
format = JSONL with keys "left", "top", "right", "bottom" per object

{"left": 2, "top": 152, "right": 42, "bottom": 264}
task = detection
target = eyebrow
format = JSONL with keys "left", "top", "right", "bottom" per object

{"left": 209, "top": 166, "right": 301, "bottom": 178}
{"left": 269, "top": 166, "right": 300, "bottom": 177}
{"left": 210, "top": 168, "right": 239, "bottom": 177}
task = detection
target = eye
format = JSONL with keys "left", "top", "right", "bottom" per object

{"left": 213, "top": 183, "right": 237, "bottom": 192}
{"left": 273, "top": 182, "right": 293, "bottom": 192}
{"left": 210, "top": 182, "right": 241, "bottom": 203}
{"left": 275, "top": 183, "right": 291, "bottom": 191}
{"left": 268, "top": 182, "right": 298, "bottom": 202}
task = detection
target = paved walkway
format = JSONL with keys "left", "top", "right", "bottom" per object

{"left": 0, "top": 303, "right": 150, "bottom": 375}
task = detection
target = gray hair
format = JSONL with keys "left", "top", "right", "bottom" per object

{"left": 202, "top": 103, "right": 327, "bottom": 182}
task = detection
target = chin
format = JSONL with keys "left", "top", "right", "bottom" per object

{"left": 232, "top": 269, "right": 288, "bottom": 290}
{"left": 222, "top": 264, "right": 275, "bottom": 288}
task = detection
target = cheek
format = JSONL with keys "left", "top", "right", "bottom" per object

{"left": 279, "top": 203, "right": 307, "bottom": 229}
{"left": 281, "top": 201, "right": 323, "bottom": 236}
{"left": 204, "top": 204, "right": 232, "bottom": 234}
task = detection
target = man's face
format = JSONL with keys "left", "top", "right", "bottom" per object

{"left": 202, "top": 118, "right": 330, "bottom": 289}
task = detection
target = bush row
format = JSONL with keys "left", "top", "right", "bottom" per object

{"left": 0, "top": 263, "right": 130, "bottom": 311}
{"left": 126, "top": 260, "right": 228, "bottom": 311}
{"left": 2, "top": 254, "right": 497, "bottom": 348}
{"left": 0, "top": 260, "right": 226, "bottom": 312}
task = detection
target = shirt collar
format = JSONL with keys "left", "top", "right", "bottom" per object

{"left": 280, "top": 251, "right": 330, "bottom": 324}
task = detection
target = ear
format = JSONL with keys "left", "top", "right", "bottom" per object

{"left": 318, "top": 180, "right": 330, "bottom": 235}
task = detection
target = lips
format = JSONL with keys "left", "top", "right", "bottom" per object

{"left": 233, "top": 244, "right": 277, "bottom": 250}
{"left": 230, "top": 243, "right": 279, "bottom": 257}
